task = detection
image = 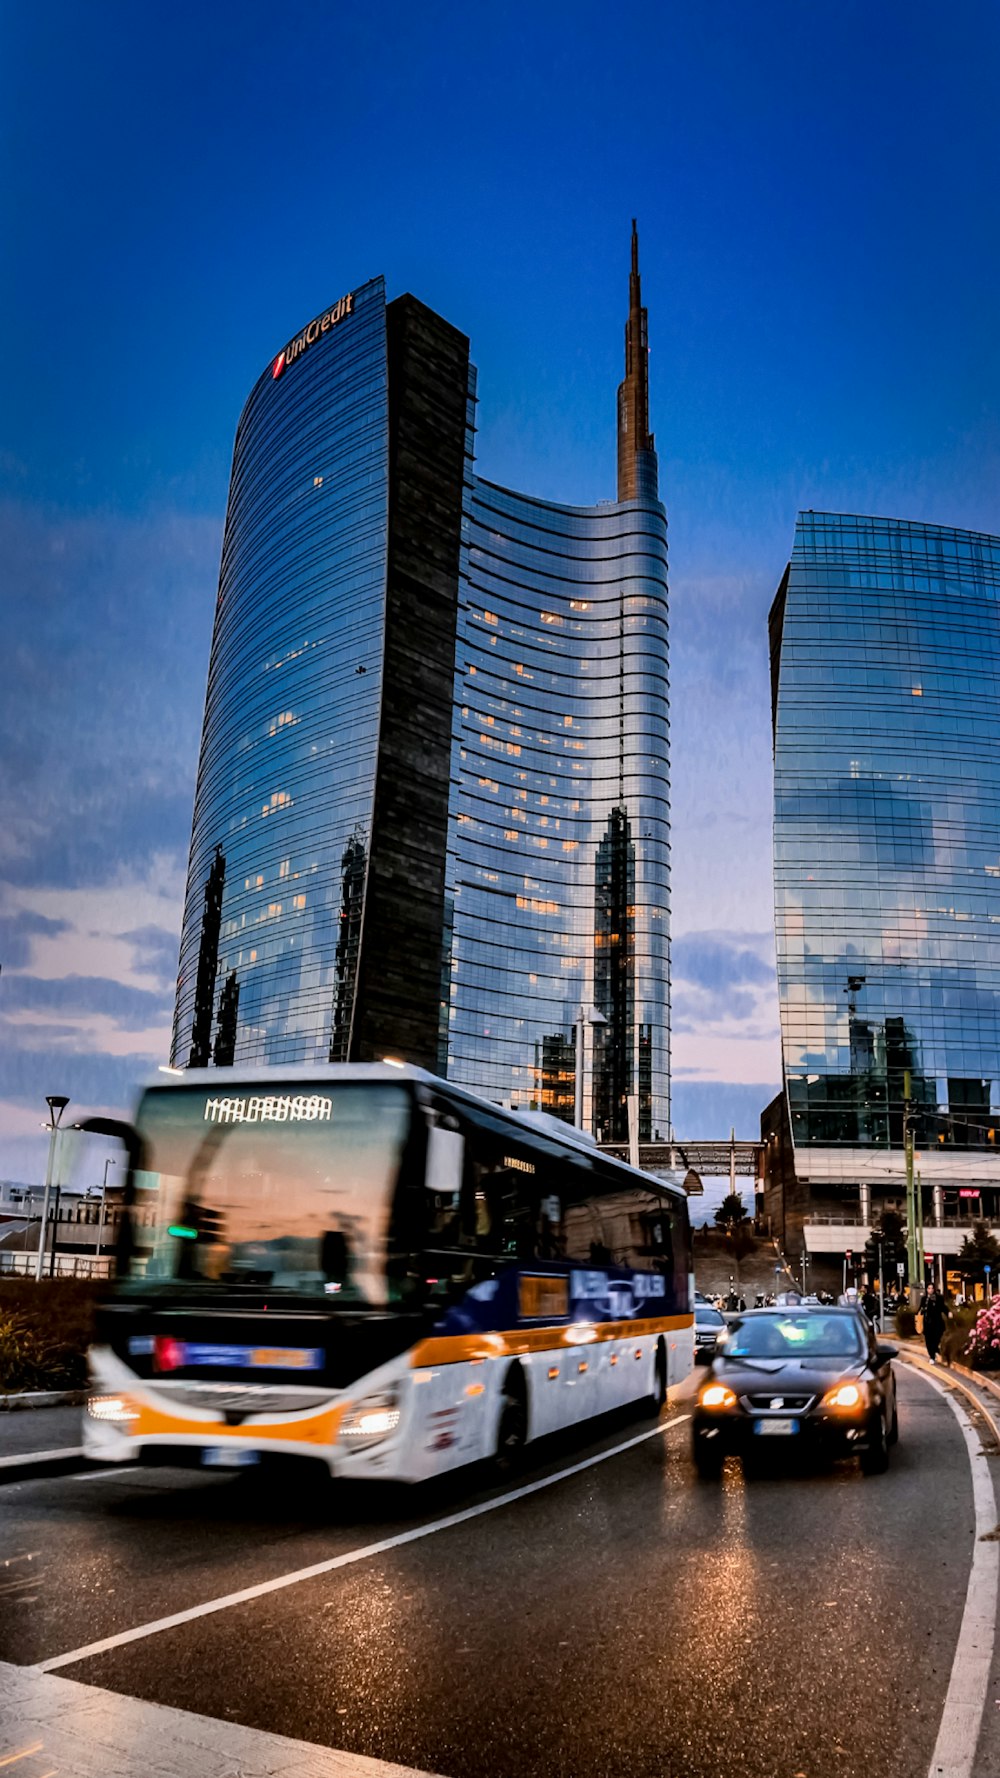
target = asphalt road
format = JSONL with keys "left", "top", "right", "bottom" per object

{"left": 0, "top": 1365, "right": 993, "bottom": 1778}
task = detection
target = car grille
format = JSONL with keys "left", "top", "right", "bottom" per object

{"left": 744, "top": 1392, "right": 815, "bottom": 1413}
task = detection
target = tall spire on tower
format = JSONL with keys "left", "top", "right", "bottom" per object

{"left": 616, "top": 219, "right": 658, "bottom": 502}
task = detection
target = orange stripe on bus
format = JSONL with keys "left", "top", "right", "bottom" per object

{"left": 410, "top": 1312, "right": 694, "bottom": 1369}
{"left": 125, "top": 1397, "right": 351, "bottom": 1445}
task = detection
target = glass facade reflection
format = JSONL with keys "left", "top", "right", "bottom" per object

{"left": 445, "top": 479, "right": 670, "bottom": 1140}
{"left": 173, "top": 238, "right": 671, "bottom": 1141}
{"left": 772, "top": 511, "right": 1000, "bottom": 1154}
{"left": 172, "top": 277, "right": 391, "bottom": 1068}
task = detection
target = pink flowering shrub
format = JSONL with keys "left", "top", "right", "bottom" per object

{"left": 964, "top": 1300, "right": 1000, "bottom": 1369}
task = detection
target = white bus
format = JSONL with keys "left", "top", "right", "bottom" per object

{"left": 82, "top": 1064, "right": 694, "bottom": 1484}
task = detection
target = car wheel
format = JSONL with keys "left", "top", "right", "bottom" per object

{"left": 646, "top": 1341, "right": 668, "bottom": 1415}
{"left": 693, "top": 1438, "right": 723, "bottom": 1480}
{"left": 494, "top": 1372, "right": 527, "bottom": 1477}
{"left": 887, "top": 1401, "right": 899, "bottom": 1447}
{"left": 860, "top": 1409, "right": 890, "bottom": 1475}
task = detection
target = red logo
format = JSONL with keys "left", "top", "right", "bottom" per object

{"left": 272, "top": 351, "right": 286, "bottom": 380}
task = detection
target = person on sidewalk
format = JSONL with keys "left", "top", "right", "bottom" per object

{"left": 921, "top": 1285, "right": 946, "bottom": 1364}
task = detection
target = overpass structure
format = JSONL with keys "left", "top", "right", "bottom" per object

{"left": 598, "top": 1138, "right": 765, "bottom": 1195}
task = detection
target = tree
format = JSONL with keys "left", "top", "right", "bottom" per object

{"left": 714, "top": 1192, "right": 755, "bottom": 1292}
{"left": 957, "top": 1221, "right": 1000, "bottom": 1291}
{"left": 715, "top": 1191, "right": 751, "bottom": 1233}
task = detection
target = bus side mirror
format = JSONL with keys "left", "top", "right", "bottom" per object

{"left": 426, "top": 1125, "right": 464, "bottom": 1196}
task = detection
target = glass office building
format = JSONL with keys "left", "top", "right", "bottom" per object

{"left": 767, "top": 512, "right": 1000, "bottom": 1252}
{"left": 172, "top": 277, "right": 472, "bottom": 1073}
{"left": 172, "top": 232, "right": 670, "bottom": 1139}
{"left": 446, "top": 481, "right": 669, "bottom": 1140}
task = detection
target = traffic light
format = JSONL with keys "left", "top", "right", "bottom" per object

{"left": 881, "top": 1234, "right": 896, "bottom": 1273}
{"left": 864, "top": 1235, "right": 880, "bottom": 1275}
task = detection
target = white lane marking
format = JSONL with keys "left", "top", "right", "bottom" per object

{"left": 0, "top": 1447, "right": 83, "bottom": 1471}
{"left": 908, "top": 1365, "right": 999, "bottom": 1778}
{"left": 37, "top": 1411, "right": 690, "bottom": 1672}
{"left": 72, "top": 1466, "right": 136, "bottom": 1483}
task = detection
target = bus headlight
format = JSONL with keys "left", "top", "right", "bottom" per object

{"left": 87, "top": 1395, "right": 139, "bottom": 1425}
{"left": 339, "top": 1390, "right": 401, "bottom": 1448}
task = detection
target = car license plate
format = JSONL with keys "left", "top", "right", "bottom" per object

{"left": 201, "top": 1446, "right": 260, "bottom": 1468}
{"left": 754, "top": 1418, "right": 799, "bottom": 1437}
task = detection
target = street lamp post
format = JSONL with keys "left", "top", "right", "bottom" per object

{"left": 96, "top": 1155, "right": 116, "bottom": 1269}
{"left": 35, "top": 1095, "right": 69, "bottom": 1282}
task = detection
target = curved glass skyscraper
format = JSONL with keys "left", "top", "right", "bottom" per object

{"left": 172, "top": 232, "right": 670, "bottom": 1141}
{"left": 446, "top": 481, "right": 669, "bottom": 1139}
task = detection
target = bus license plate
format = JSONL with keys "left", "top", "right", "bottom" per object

{"left": 755, "top": 1418, "right": 798, "bottom": 1437}
{"left": 202, "top": 1447, "right": 260, "bottom": 1468}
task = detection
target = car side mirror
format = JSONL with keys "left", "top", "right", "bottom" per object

{"left": 875, "top": 1343, "right": 898, "bottom": 1364}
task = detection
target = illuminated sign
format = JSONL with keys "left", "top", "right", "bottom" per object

{"left": 272, "top": 291, "right": 354, "bottom": 379}
{"left": 203, "top": 1094, "right": 332, "bottom": 1124}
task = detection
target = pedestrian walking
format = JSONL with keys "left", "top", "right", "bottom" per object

{"left": 922, "top": 1285, "right": 946, "bottom": 1364}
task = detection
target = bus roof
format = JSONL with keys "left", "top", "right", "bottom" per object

{"left": 141, "top": 1062, "right": 687, "bottom": 1204}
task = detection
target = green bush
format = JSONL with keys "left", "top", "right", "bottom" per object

{"left": 0, "top": 1279, "right": 100, "bottom": 1393}
{"left": 940, "top": 1303, "right": 979, "bottom": 1367}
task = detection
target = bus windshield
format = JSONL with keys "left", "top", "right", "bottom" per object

{"left": 121, "top": 1081, "right": 412, "bottom": 1302}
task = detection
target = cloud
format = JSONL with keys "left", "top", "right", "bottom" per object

{"left": 0, "top": 497, "right": 216, "bottom": 890}
{"left": 122, "top": 924, "right": 181, "bottom": 983}
{"left": 0, "top": 1046, "right": 161, "bottom": 1112}
{"left": 669, "top": 926, "right": 780, "bottom": 1088}
{"left": 0, "top": 910, "right": 71, "bottom": 970}
{"left": 673, "top": 931, "right": 774, "bottom": 993}
{"left": 0, "top": 973, "right": 173, "bottom": 1029}
{"left": 671, "top": 1079, "right": 779, "bottom": 1141}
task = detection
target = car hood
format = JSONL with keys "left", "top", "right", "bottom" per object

{"left": 711, "top": 1354, "right": 869, "bottom": 1393}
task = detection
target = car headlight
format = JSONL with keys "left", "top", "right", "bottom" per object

{"left": 700, "top": 1384, "right": 737, "bottom": 1410}
{"left": 87, "top": 1395, "right": 139, "bottom": 1424}
{"left": 338, "top": 1389, "right": 401, "bottom": 1448}
{"left": 822, "top": 1381, "right": 867, "bottom": 1412}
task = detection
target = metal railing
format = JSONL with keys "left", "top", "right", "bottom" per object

{"left": 0, "top": 1251, "right": 112, "bottom": 1279}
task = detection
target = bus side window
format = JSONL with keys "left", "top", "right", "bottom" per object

{"left": 561, "top": 1161, "right": 610, "bottom": 1264}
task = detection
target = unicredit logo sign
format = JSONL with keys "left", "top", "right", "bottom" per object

{"left": 272, "top": 291, "right": 354, "bottom": 380}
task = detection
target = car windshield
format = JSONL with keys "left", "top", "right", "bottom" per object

{"left": 696, "top": 1306, "right": 725, "bottom": 1326}
{"left": 721, "top": 1313, "right": 866, "bottom": 1359}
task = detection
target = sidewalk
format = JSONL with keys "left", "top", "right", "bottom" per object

{"left": 1, "top": 1661, "right": 440, "bottom": 1778}
{"left": 0, "top": 1404, "right": 85, "bottom": 1483}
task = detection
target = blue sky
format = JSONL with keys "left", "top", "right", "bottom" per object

{"left": 2, "top": 0, "right": 999, "bottom": 1187}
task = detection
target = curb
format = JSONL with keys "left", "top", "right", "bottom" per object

{"left": 0, "top": 1389, "right": 86, "bottom": 1411}
{"left": 899, "top": 1346, "right": 1000, "bottom": 1444}
{"left": 0, "top": 1446, "right": 88, "bottom": 1485}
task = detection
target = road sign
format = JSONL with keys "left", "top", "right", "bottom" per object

{"left": 897, "top": 1261, "right": 905, "bottom": 1275}
{"left": 845, "top": 1249, "right": 852, "bottom": 1261}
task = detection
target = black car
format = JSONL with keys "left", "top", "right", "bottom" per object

{"left": 694, "top": 1303, "right": 727, "bottom": 1361}
{"left": 691, "top": 1306, "right": 898, "bottom": 1479}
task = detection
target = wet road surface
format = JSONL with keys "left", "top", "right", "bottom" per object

{"left": 0, "top": 1366, "right": 994, "bottom": 1778}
